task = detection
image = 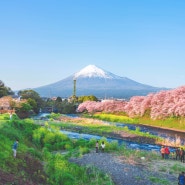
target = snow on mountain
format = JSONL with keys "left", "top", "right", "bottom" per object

{"left": 73, "top": 65, "right": 122, "bottom": 79}
{"left": 33, "top": 64, "right": 167, "bottom": 98}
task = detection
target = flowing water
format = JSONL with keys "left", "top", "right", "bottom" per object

{"left": 106, "top": 122, "right": 185, "bottom": 144}
{"left": 34, "top": 113, "right": 183, "bottom": 152}
{"left": 60, "top": 130, "right": 176, "bottom": 152}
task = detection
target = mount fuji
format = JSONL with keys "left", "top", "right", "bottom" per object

{"left": 33, "top": 65, "right": 166, "bottom": 99}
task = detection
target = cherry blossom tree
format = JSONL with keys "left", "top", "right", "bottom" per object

{"left": 77, "top": 86, "right": 185, "bottom": 120}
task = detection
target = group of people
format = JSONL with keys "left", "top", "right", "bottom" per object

{"left": 160, "top": 146, "right": 185, "bottom": 163}
{"left": 160, "top": 146, "right": 170, "bottom": 159}
{"left": 175, "top": 148, "right": 185, "bottom": 163}
{"left": 160, "top": 146, "right": 185, "bottom": 184}
{"left": 95, "top": 140, "right": 105, "bottom": 153}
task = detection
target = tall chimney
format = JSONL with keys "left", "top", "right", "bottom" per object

{"left": 73, "top": 79, "right": 76, "bottom": 96}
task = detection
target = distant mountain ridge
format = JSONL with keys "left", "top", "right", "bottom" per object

{"left": 33, "top": 65, "right": 167, "bottom": 99}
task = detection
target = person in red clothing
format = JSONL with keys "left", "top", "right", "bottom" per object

{"left": 160, "top": 146, "right": 165, "bottom": 159}
{"left": 164, "top": 146, "right": 170, "bottom": 159}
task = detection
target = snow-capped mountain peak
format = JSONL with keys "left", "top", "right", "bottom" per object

{"left": 74, "top": 64, "right": 121, "bottom": 79}
{"left": 33, "top": 64, "right": 165, "bottom": 98}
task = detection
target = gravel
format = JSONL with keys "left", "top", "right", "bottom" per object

{"left": 69, "top": 151, "right": 177, "bottom": 185}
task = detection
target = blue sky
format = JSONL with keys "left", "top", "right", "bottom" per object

{"left": 0, "top": 0, "right": 185, "bottom": 90}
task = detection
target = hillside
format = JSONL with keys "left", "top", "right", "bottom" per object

{"left": 0, "top": 114, "right": 113, "bottom": 185}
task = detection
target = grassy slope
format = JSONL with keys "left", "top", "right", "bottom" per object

{"left": 0, "top": 114, "right": 114, "bottom": 185}
{"left": 0, "top": 115, "right": 48, "bottom": 185}
{"left": 91, "top": 113, "right": 185, "bottom": 131}
{"left": 1, "top": 113, "right": 185, "bottom": 185}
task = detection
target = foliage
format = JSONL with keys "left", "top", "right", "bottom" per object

{"left": 89, "top": 112, "right": 185, "bottom": 132}
{"left": 149, "top": 177, "right": 169, "bottom": 185}
{"left": 27, "top": 98, "right": 37, "bottom": 112}
{"left": 10, "top": 118, "right": 39, "bottom": 140}
{"left": 18, "top": 90, "right": 44, "bottom": 113}
{"left": 61, "top": 102, "right": 76, "bottom": 114}
{"left": 12, "top": 101, "right": 32, "bottom": 119}
{"left": 0, "top": 118, "right": 48, "bottom": 184}
{"left": 170, "top": 163, "right": 185, "bottom": 173}
{"left": 45, "top": 153, "right": 113, "bottom": 185}
{"left": 0, "top": 113, "right": 10, "bottom": 120}
{"left": 0, "top": 80, "right": 14, "bottom": 98}
{"left": 44, "top": 98, "right": 77, "bottom": 114}
{"left": 92, "top": 113, "right": 134, "bottom": 123}
{"left": 32, "top": 127, "right": 70, "bottom": 150}
{"left": 0, "top": 114, "right": 114, "bottom": 185}
{"left": 78, "top": 95, "right": 98, "bottom": 103}
{"left": 56, "top": 97, "right": 62, "bottom": 102}
{"left": 1, "top": 113, "right": 183, "bottom": 185}
{"left": 50, "top": 117, "right": 161, "bottom": 145}
{"left": 48, "top": 112, "right": 61, "bottom": 120}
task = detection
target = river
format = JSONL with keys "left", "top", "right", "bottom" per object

{"left": 34, "top": 113, "right": 183, "bottom": 152}
{"left": 60, "top": 130, "right": 176, "bottom": 152}
{"left": 106, "top": 122, "right": 185, "bottom": 145}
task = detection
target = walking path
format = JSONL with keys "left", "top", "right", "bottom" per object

{"left": 69, "top": 151, "right": 177, "bottom": 185}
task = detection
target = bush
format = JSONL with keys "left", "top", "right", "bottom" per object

{"left": 27, "top": 147, "right": 42, "bottom": 159}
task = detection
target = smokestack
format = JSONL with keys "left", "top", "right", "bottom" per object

{"left": 73, "top": 79, "right": 76, "bottom": 96}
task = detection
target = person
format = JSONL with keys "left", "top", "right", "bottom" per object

{"left": 178, "top": 171, "right": 185, "bottom": 185}
{"left": 12, "top": 140, "right": 18, "bottom": 158}
{"left": 101, "top": 141, "right": 105, "bottom": 152}
{"left": 160, "top": 146, "right": 165, "bottom": 159}
{"left": 176, "top": 148, "right": 180, "bottom": 160}
{"left": 180, "top": 148, "right": 185, "bottom": 163}
{"left": 95, "top": 141, "right": 99, "bottom": 153}
{"left": 164, "top": 146, "right": 170, "bottom": 159}
{"left": 171, "top": 151, "right": 175, "bottom": 160}
{"left": 9, "top": 112, "right": 13, "bottom": 120}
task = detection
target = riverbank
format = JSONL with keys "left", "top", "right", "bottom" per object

{"left": 91, "top": 113, "right": 185, "bottom": 132}
{"left": 69, "top": 150, "right": 178, "bottom": 185}
{"left": 138, "top": 122, "right": 185, "bottom": 134}
{"left": 56, "top": 115, "right": 180, "bottom": 147}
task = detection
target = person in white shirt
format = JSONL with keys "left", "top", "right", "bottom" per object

{"left": 101, "top": 141, "right": 105, "bottom": 152}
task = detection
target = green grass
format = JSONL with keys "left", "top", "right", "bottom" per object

{"left": 92, "top": 113, "right": 135, "bottom": 123}
{"left": 170, "top": 163, "right": 185, "bottom": 173}
{"left": 91, "top": 113, "right": 185, "bottom": 131}
{"left": 149, "top": 177, "right": 169, "bottom": 185}
{"left": 0, "top": 114, "right": 114, "bottom": 185}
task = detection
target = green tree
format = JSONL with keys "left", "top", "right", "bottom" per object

{"left": 15, "top": 102, "right": 32, "bottom": 119}
{"left": 43, "top": 98, "right": 55, "bottom": 112}
{"left": 0, "top": 80, "right": 14, "bottom": 98}
{"left": 62, "top": 102, "right": 76, "bottom": 114}
{"left": 78, "top": 95, "right": 98, "bottom": 103}
{"left": 56, "top": 97, "right": 62, "bottom": 103}
{"left": 27, "top": 98, "right": 37, "bottom": 113}
{"left": 54, "top": 97, "right": 63, "bottom": 112}
{"left": 18, "top": 90, "right": 43, "bottom": 113}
